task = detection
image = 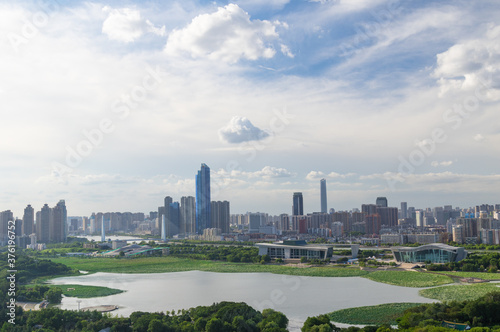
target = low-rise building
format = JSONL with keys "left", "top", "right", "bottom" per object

{"left": 391, "top": 243, "right": 467, "bottom": 264}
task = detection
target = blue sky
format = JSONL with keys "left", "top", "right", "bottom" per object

{"left": 1, "top": 0, "right": 500, "bottom": 217}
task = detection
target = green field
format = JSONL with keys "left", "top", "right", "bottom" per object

{"left": 362, "top": 271, "right": 453, "bottom": 287}
{"left": 419, "top": 283, "right": 500, "bottom": 301}
{"left": 49, "top": 256, "right": 369, "bottom": 278}
{"left": 432, "top": 271, "right": 500, "bottom": 280}
{"left": 50, "top": 284, "right": 124, "bottom": 298}
{"left": 329, "top": 303, "right": 424, "bottom": 325}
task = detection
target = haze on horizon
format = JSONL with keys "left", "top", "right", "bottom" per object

{"left": 1, "top": 0, "right": 500, "bottom": 217}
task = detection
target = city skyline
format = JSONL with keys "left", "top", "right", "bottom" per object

{"left": 1, "top": 1, "right": 500, "bottom": 216}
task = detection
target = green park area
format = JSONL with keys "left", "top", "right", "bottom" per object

{"left": 50, "top": 256, "right": 368, "bottom": 278}
{"left": 50, "top": 284, "right": 124, "bottom": 298}
{"left": 328, "top": 303, "right": 423, "bottom": 325}
{"left": 362, "top": 270, "right": 453, "bottom": 287}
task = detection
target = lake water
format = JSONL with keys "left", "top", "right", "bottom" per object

{"left": 52, "top": 271, "right": 436, "bottom": 331}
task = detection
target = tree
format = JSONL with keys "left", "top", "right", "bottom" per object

{"left": 302, "top": 315, "right": 336, "bottom": 332}
{"left": 148, "top": 319, "right": 164, "bottom": 332}
{"left": 45, "top": 287, "right": 63, "bottom": 304}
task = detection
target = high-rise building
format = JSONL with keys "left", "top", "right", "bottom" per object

{"left": 211, "top": 201, "right": 230, "bottom": 234}
{"left": 36, "top": 204, "right": 50, "bottom": 243}
{"left": 292, "top": 192, "right": 303, "bottom": 216}
{"left": 320, "top": 179, "right": 327, "bottom": 213}
{"left": 167, "top": 202, "right": 180, "bottom": 237}
{"left": 50, "top": 200, "right": 67, "bottom": 243}
{"left": 181, "top": 196, "right": 196, "bottom": 234}
{"left": 248, "top": 213, "right": 261, "bottom": 233}
{"left": 22, "top": 205, "right": 34, "bottom": 236}
{"left": 376, "top": 207, "right": 398, "bottom": 227}
{"left": 400, "top": 202, "right": 407, "bottom": 219}
{"left": 196, "top": 163, "right": 211, "bottom": 234}
{"left": 362, "top": 204, "right": 377, "bottom": 215}
{"left": 376, "top": 197, "right": 388, "bottom": 207}
{"left": 0, "top": 210, "right": 14, "bottom": 245}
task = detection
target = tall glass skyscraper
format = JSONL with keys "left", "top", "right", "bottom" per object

{"left": 320, "top": 179, "right": 327, "bottom": 213}
{"left": 293, "top": 192, "right": 303, "bottom": 216}
{"left": 196, "top": 163, "right": 211, "bottom": 234}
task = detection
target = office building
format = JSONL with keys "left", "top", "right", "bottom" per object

{"left": 196, "top": 163, "right": 211, "bottom": 233}
{"left": 320, "top": 179, "right": 327, "bottom": 213}
{"left": 376, "top": 197, "right": 388, "bottom": 207}
{"left": 167, "top": 202, "right": 180, "bottom": 237}
{"left": 293, "top": 192, "right": 303, "bottom": 216}
{"left": 400, "top": 202, "right": 407, "bottom": 219}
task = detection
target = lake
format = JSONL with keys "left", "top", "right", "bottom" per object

{"left": 52, "top": 271, "right": 436, "bottom": 331}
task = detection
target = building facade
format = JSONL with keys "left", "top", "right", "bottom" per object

{"left": 196, "top": 163, "right": 211, "bottom": 233}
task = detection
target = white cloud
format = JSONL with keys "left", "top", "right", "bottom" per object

{"left": 306, "top": 171, "right": 325, "bottom": 181}
{"left": 280, "top": 44, "right": 294, "bottom": 58}
{"left": 218, "top": 116, "right": 269, "bottom": 143}
{"left": 102, "top": 7, "right": 166, "bottom": 43}
{"left": 434, "top": 24, "right": 500, "bottom": 100}
{"left": 474, "top": 134, "right": 485, "bottom": 142}
{"left": 306, "top": 171, "right": 355, "bottom": 181}
{"left": 165, "top": 4, "right": 284, "bottom": 63}
{"left": 431, "top": 161, "right": 453, "bottom": 167}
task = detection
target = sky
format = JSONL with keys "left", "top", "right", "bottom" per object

{"left": 1, "top": 0, "right": 500, "bottom": 218}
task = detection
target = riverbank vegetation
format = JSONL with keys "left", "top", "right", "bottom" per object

{"left": 419, "top": 282, "right": 500, "bottom": 302}
{"left": 50, "top": 256, "right": 369, "bottom": 277}
{"left": 362, "top": 270, "right": 453, "bottom": 287}
{"left": 328, "top": 303, "right": 423, "bottom": 325}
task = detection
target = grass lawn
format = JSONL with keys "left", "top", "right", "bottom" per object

{"left": 362, "top": 271, "right": 453, "bottom": 287}
{"left": 49, "top": 256, "right": 369, "bottom": 278}
{"left": 419, "top": 283, "right": 500, "bottom": 302}
{"left": 50, "top": 284, "right": 124, "bottom": 298}
{"left": 329, "top": 303, "right": 424, "bottom": 325}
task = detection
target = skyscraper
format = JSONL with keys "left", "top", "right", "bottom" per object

{"left": 181, "top": 196, "right": 196, "bottom": 234}
{"left": 211, "top": 200, "right": 230, "bottom": 233}
{"left": 22, "top": 204, "right": 34, "bottom": 236}
{"left": 320, "top": 179, "right": 327, "bottom": 213}
{"left": 196, "top": 163, "right": 211, "bottom": 234}
{"left": 376, "top": 197, "right": 388, "bottom": 207}
{"left": 168, "top": 202, "right": 180, "bottom": 237}
{"left": 36, "top": 204, "right": 50, "bottom": 243}
{"left": 400, "top": 202, "right": 408, "bottom": 219}
{"left": 293, "top": 192, "right": 304, "bottom": 216}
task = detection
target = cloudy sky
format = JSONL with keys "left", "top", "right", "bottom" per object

{"left": 1, "top": 0, "right": 500, "bottom": 217}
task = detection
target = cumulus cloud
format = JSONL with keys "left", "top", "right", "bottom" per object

{"left": 165, "top": 4, "right": 285, "bottom": 63}
{"left": 431, "top": 161, "right": 453, "bottom": 167}
{"left": 218, "top": 116, "right": 269, "bottom": 143}
{"left": 306, "top": 171, "right": 356, "bottom": 181}
{"left": 306, "top": 171, "right": 326, "bottom": 181}
{"left": 251, "top": 166, "right": 295, "bottom": 178}
{"left": 102, "top": 7, "right": 166, "bottom": 43}
{"left": 434, "top": 24, "right": 500, "bottom": 100}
